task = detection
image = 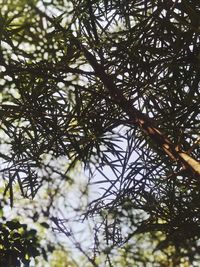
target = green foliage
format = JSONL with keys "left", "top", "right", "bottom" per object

{"left": 0, "top": 0, "right": 200, "bottom": 266}
{"left": 0, "top": 219, "right": 43, "bottom": 267}
{"left": 48, "top": 249, "right": 77, "bottom": 267}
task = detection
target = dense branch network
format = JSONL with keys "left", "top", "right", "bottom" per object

{"left": 0, "top": 0, "right": 200, "bottom": 264}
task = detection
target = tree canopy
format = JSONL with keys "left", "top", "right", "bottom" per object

{"left": 0, "top": 0, "right": 200, "bottom": 266}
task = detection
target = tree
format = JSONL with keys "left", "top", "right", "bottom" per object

{"left": 0, "top": 200, "right": 47, "bottom": 267}
{"left": 0, "top": 0, "right": 200, "bottom": 266}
